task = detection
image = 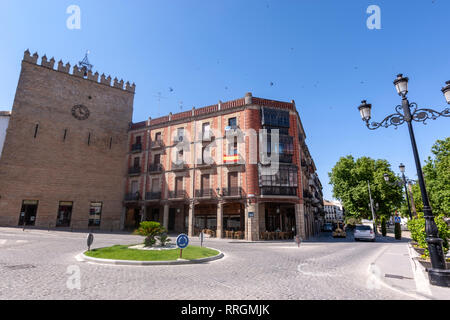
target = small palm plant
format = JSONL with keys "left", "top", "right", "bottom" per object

{"left": 135, "top": 221, "right": 166, "bottom": 247}
{"left": 157, "top": 233, "right": 172, "bottom": 247}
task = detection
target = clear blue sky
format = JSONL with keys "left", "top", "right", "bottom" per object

{"left": 1, "top": 0, "right": 449, "bottom": 201}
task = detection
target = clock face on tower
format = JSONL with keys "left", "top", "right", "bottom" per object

{"left": 71, "top": 105, "right": 90, "bottom": 120}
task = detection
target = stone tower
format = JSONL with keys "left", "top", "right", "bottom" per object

{"left": 0, "top": 50, "right": 135, "bottom": 230}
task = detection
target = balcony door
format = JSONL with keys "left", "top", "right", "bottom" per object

{"left": 228, "top": 172, "right": 238, "bottom": 196}
{"left": 175, "top": 177, "right": 183, "bottom": 197}
{"left": 201, "top": 174, "right": 210, "bottom": 197}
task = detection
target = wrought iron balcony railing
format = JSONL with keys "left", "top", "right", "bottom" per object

{"left": 131, "top": 143, "right": 142, "bottom": 153}
{"left": 145, "top": 192, "right": 161, "bottom": 201}
{"left": 128, "top": 166, "right": 141, "bottom": 175}
{"left": 148, "top": 163, "right": 164, "bottom": 173}
{"left": 125, "top": 192, "right": 141, "bottom": 201}
{"left": 195, "top": 189, "right": 215, "bottom": 198}
{"left": 168, "top": 190, "right": 187, "bottom": 199}
{"left": 222, "top": 187, "right": 243, "bottom": 197}
{"left": 172, "top": 162, "right": 188, "bottom": 171}
{"left": 260, "top": 186, "right": 297, "bottom": 196}
{"left": 150, "top": 140, "right": 165, "bottom": 149}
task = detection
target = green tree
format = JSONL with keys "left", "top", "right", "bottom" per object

{"left": 423, "top": 138, "right": 450, "bottom": 216}
{"left": 329, "top": 156, "right": 404, "bottom": 220}
{"left": 406, "top": 137, "right": 450, "bottom": 217}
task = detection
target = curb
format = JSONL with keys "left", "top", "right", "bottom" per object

{"left": 80, "top": 247, "right": 224, "bottom": 266}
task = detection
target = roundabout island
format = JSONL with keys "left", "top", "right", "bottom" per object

{"left": 81, "top": 223, "right": 224, "bottom": 266}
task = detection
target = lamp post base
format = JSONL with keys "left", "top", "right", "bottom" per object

{"left": 428, "top": 268, "right": 450, "bottom": 288}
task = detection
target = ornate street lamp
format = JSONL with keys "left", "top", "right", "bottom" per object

{"left": 358, "top": 74, "right": 450, "bottom": 287}
{"left": 442, "top": 81, "right": 450, "bottom": 104}
{"left": 383, "top": 165, "right": 415, "bottom": 219}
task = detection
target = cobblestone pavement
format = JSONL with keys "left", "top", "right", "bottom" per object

{"left": 0, "top": 227, "right": 413, "bottom": 300}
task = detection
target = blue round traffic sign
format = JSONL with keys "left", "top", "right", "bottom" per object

{"left": 176, "top": 234, "right": 189, "bottom": 249}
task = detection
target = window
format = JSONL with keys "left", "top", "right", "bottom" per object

{"left": 175, "top": 177, "right": 183, "bottom": 196}
{"left": 154, "top": 153, "right": 161, "bottom": 165}
{"left": 228, "top": 117, "right": 237, "bottom": 128}
{"left": 177, "top": 127, "right": 184, "bottom": 141}
{"left": 201, "top": 174, "right": 210, "bottom": 190}
{"left": 155, "top": 132, "right": 162, "bottom": 141}
{"left": 133, "top": 157, "right": 140, "bottom": 168}
{"left": 228, "top": 137, "right": 238, "bottom": 155}
{"left": 151, "top": 178, "right": 161, "bottom": 193}
{"left": 136, "top": 136, "right": 141, "bottom": 144}
{"left": 202, "top": 122, "right": 211, "bottom": 140}
{"left": 259, "top": 166, "right": 298, "bottom": 188}
{"left": 131, "top": 181, "right": 139, "bottom": 194}
{"left": 89, "top": 202, "right": 103, "bottom": 227}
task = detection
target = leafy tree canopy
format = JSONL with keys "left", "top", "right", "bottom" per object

{"left": 329, "top": 156, "right": 404, "bottom": 220}
{"left": 413, "top": 137, "right": 450, "bottom": 217}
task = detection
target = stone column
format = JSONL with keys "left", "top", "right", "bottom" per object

{"left": 295, "top": 203, "right": 306, "bottom": 239}
{"left": 163, "top": 204, "right": 169, "bottom": 230}
{"left": 216, "top": 202, "right": 223, "bottom": 238}
{"left": 188, "top": 201, "right": 195, "bottom": 237}
{"left": 142, "top": 205, "right": 147, "bottom": 222}
{"left": 120, "top": 207, "right": 127, "bottom": 231}
{"left": 245, "top": 201, "right": 260, "bottom": 241}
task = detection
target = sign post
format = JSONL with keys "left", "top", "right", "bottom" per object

{"left": 295, "top": 235, "right": 302, "bottom": 248}
{"left": 176, "top": 234, "right": 189, "bottom": 259}
{"left": 87, "top": 233, "right": 94, "bottom": 251}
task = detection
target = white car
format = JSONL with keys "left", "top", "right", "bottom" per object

{"left": 354, "top": 225, "right": 375, "bottom": 242}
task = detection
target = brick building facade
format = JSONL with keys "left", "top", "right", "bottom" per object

{"left": 0, "top": 50, "right": 323, "bottom": 240}
{"left": 0, "top": 51, "right": 134, "bottom": 230}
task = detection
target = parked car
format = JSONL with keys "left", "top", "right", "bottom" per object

{"left": 354, "top": 225, "right": 375, "bottom": 242}
{"left": 323, "top": 223, "right": 333, "bottom": 232}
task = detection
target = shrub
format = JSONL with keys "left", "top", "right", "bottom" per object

{"left": 135, "top": 221, "right": 166, "bottom": 247}
{"left": 407, "top": 213, "right": 450, "bottom": 257}
{"left": 394, "top": 223, "right": 402, "bottom": 240}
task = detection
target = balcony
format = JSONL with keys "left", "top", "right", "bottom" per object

{"left": 195, "top": 189, "right": 215, "bottom": 198}
{"left": 172, "top": 162, "right": 188, "bottom": 171}
{"left": 265, "top": 153, "right": 293, "bottom": 164}
{"left": 128, "top": 166, "right": 141, "bottom": 176}
{"left": 148, "top": 163, "right": 164, "bottom": 173}
{"left": 145, "top": 192, "right": 161, "bottom": 201}
{"left": 125, "top": 192, "right": 141, "bottom": 202}
{"left": 151, "top": 140, "right": 165, "bottom": 149}
{"left": 168, "top": 190, "right": 187, "bottom": 199}
{"left": 131, "top": 143, "right": 142, "bottom": 153}
{"left": 173, "top": 136, "right": 185, "bottom": 144}
{"left": 222, "top": 187, "right": 243, "bottom": 198}
{"left": 224, "top": 126, "right": 240, "bottom": 137}
{"left": 223, "top": 154, "right": 244, "bottom": 166}
{"left": 260, "top": 186, "right": 297, "bottom": 196}
{"left": 196, "top": 159, "right": 215, "bottom": 168}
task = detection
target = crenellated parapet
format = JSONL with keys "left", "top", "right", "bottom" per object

{"left": 22, "top": 49, "right": 136, "bottom": 94}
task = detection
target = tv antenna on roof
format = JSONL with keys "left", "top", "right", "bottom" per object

{"left": 153, "top": 92, "right": 167, "bottom": 109}
{"left": 79, "top": 50, "right": 93, "bottom": 76}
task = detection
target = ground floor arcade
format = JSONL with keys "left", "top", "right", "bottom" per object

{"left": 123, "top": 198, "right": 311, "bottom": 241}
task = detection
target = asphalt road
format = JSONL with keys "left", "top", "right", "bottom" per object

{"left": 0, "top": 227, "right": 413, "bottom": 300}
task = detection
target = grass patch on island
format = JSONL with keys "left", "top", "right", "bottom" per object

{"left": 84, "top": 245, "right": 219, "bottom": 261}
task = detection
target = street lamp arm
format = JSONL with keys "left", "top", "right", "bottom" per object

{"left": 364, "top": 105, "right": 406, "bottom": 130}
{"left": 411, "top": 105, "right": 450, "bottom": 125}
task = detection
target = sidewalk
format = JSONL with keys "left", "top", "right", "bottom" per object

{"left": 372, "top": 233, "right": 450, "bottom": 300}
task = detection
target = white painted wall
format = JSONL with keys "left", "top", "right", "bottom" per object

{"left": 0, "top": 112, "right": 10, "bottom": 158}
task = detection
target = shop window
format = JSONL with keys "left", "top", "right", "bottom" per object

{"left": 88, "top": 202, "right": 103, "bottom": 227}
